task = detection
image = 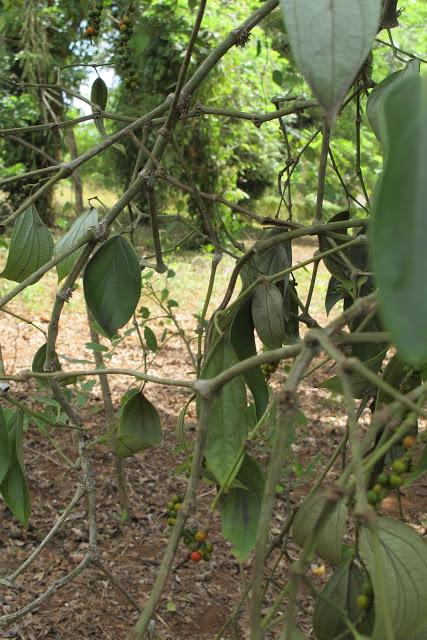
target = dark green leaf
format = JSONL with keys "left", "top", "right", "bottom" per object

{"left": 360, "top": 517, "right": 427, "bottom": 640}
{"left": 201, "top": 338, "right": 250, "bottom": 486}
{"left": 283, "top": 282, "right": 300, "bottom": 344}
{"left": 367, "top": 59, "right": 420, "bottom": 142}
{"left": 144, "top": 326, "right": 158, "bottom": 352}
{"left": 32, "top": 343, "right": 61, "bottom": 374}
{"left": 55, "top": 208, "right": 98, "bottom": 282}
{"left": 325, "top": 277, "right": 346, "bottom": 315}
{"left": 372, "top": 75, "right": 427, "bottom": 364}
{"left": 280, "top": 0, "right": 382, "bottom": 122}
{"left": 0, "top": 411, "right": 31, "bottom": 526}
{"left": 116, "top": 391, "right": 162, "bottom": 458}
{"left": 1, "top": 205, "right": 53, "bottom": 283}
{"left": 272, "top": 69, "right": 283, "bottom": 87}
{"left": 292, "top": 489, "right": 347, "bottom": 565}
{"left": 313, "top": 561, "right": 374, "bottom": 640}
{"left": 83, "top": 236, "right": 142, "bottom": 339}
{"left": 252, "top": 282, "right": 286, "bottom": 349}
{"left": 0, "top": 407, "right": 11, "bottom": 484}
{"left": 91, "top": 77, "right": 108, "bottom": 138}
{"left": 230, "top": 298, "right": 269, "bottom": 420}
{"left": 219, "top": 454, "right": 264, "bottom": 563}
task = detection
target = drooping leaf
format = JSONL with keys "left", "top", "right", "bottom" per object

{"left": 91, "top": 76, "right": 108, "bottom": 137}
{"left": 230, "top": 298, "right": 269, "bottom": 420}
{"left": 313, "top": 561, "right": 374, "bottom": 640}
{"left": 359, "top": 517, "right": 427, "bottom": 640}
{"left": 283, "top": 282, "right": 300, "bottom": 344}
{"left": 0, "top": 407, "right": 11, "bottom": 484}
{"left": 55, "top": 208, "right": 98, "bottom": 282}
{"left": 325, "top": 276, "right": 346, "bottom": 315}
{"left": 116, "top": 391, "right": 162, "bottom": 458}
{"left": 405, "top": 443, "right": 427, "bottom": 487}
{"left": 1, "top": 205, "right": 53, "bottom": 283}
{"left": 280, "top": 0, "right": 382, "bottom": 122}
{"left": 292, "top": 489, "right": 347, "bottom": 565}
{"left": 367, "top": 59, "right": 420, "bottom": 142}
{"left": 219, "top": 454, "right": 264, "bottom": 563}
{"left": 0, "top": 411, "right": 31, "bottom": 526}
{"left": 252, "top": 282, "right": 286, "bottom": 349}
{"left": 32, "top": 342, "right": 61, "bottom": 374}
{"left": 372, "top": 75, "right": 427, "bottom": 364}
{"left": 241, "top": 230, "right": 291, "bottom": 293}
{"left": 201, "top": 338, "right": 250, "bottom": 486}
{"left": 144, "top": 326, "right": 158, "bottom": 352}
{"left": 83, "top": 236, "right": 142, "bottom": 339}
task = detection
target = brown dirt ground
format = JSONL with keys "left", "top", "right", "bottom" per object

{"left": 1, "top": 240, "right": 427, "bottom": 640}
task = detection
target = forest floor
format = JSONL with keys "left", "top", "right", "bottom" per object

{"left": 0, "top": 239, "right": 427, "bottom": 640}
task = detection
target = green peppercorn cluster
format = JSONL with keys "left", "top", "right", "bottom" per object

{"left": 165, "top": 495, "right": 214, "bottom": 562}
{"left": 367, "top": 435, "right": 416, "bottom": 508}
{"left": 84, "top": 1, "right": 104, "bottom": 39}
{"left": 356, "top": 580, "right": 373, "bottom": 611}
{"left": 115, "top": 3, "right": 139, "bottom": 91}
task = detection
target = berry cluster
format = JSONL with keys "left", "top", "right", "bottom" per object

{"left": 115, "top": 4, "right": 139, "bottom": 91}
{"left": 367, "top": 434, "right": 416, "bottom": 507}
{"left": 261, "top": 361, "right": 279, "bottom": 381}
{"left": 356, "top": 580, "right": 373, "bottom": 611}
{"left": 84, "top": 1, "right": 104, "bottom": 40}
{"left": 166, "top": 496, "right": 214, "bottom": 563}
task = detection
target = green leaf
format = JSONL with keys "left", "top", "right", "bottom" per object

{"left": 116, "top": 391, "right": 162, "bottom": 458}
{"left": 325, "top": 276, "right": 346, "bottom": 315}
{"left": 313, "top": 561, "right": 374, "bottom": 640}
{"left": 281, "top": 625, "right": 309, "bottom": 640}
{"left": 0, "top": 407, "right": 11, "bottom": 484}
{"left": 31, "top": 343, "right": 62, "bottom": 385}
{"left": 367, "top": 59, "right": 420, "bottom": 142}
{"left": 219, "top": 454, "right": 264, "bottom": 563}
{"left": 0, "top": 411, "right": 31, "bottom": 526}
{"left": 83, "top": 236, "right": 142, "bottom": 339}
{"left": 252, "top": 282, "right": 286, "bottom": 349}
{"left": 280, "top": 0, "right": 381, "bottom": 122}
{"left": 292, "top": 489, "right": 347, "bottom": 565}
{"left": 230, "top": 298, "right": 269, "bottom": 420}
{"left": 372, "top": 75, "right": 427, "bottom": 364}
{"left": 406, "top": 443, "right": 427, "bottom": 487}
{"left": 201, "top": 338, "right": 250, "bottom": 486}
{"left": 91, "top": 77, "right": 108, "bottom": 138}
{"left": 360, "top": 517, "right": 427, "bottom": 640}
{"left": 55, "top": 208, "right": 98, "bottom": 282}
{"left": 272, "top": 69, "right": 283, "bottom": 87}
{"left": 1, "top": 205, "right": 53, "bottom": 283}
{"left": 144, "top": 326, "right": 158, "bottom": 352}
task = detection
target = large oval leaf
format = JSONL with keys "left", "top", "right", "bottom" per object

{"left": 219, "top": 454, "right": 264, "bottom": 563}
{"left": 230, "top": 297, "right": 269, "bottom": 420}
{"left": 116, "top": 390, "right": 162, "bottom": 458}
{"left": 83, "top": 236, "right": 142, "bottom": 339}
{"left": 359, "top": 517, "right": 427, "bottom": 640}
{"left": 0, "top": 410, "right": 31, "bottom": 526}
{"left": 55, "top": 208, "right": 98, "bottom": 282}
{"left": 371, "top": 75, "right": 427, "bottom": 364}
{"left": 0, "top": 407, "right": 11, "bottom": 484}
{"left": 280, "top": 0, "right": 381, "bottom": 122}
{"left": 313, "top": 561, "right": 374, "bottom": 640}
{"left": 1, "top": 205, "right": 53, "bottom": 283}
{"left": 201, "top": 338, "right": 250, "bottom": 486}
{"left": 367, "top": 59, "right": 420, "bottom": 142}
{"left": 292, "top": 489, "right": 347, "bottom": 565}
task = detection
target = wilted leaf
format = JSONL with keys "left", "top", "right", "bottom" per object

{"left": 1, "top": 205, "right": 53, "bottom": 283}
{"left": 55, "top": 208, "right": 98, "bottom": 282}
{"left": 219, "top": 454, "right": 264, "bottom": 562}
{"left": 292, "top": 489, "right": 347, "bottom": 565}
{"left": 280, "top": 0, "right": 382, "bottom": 122}
{"left": 201, "top": 338, "right": 250, "bottom": 486}
{"left": 84, "top": 236, "right": 142, "bottom": 339}
{"left": 360, "top": 517, "right": 427, "bottom": 640}
{"left": 116, "top": 391, "right": 162, "bottom": 458}
{"left": 0, "top": 411, "right": 31, "bottom": 526}
{"left": 325, "top": 276, "right": 346, "bottom": 315}
{"left": 372, "top": 75, "right": 427, "bottom": 364}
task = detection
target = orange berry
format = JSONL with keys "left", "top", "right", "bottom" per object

{"left": 86, "top": 26, "right": 95, "bottom": 36}
{"left": 403, "top": 435, "right": 416, "bottom": 450}
{"left": 195, "top": 530, "right": 207, "bottom": 543}
{"left": 190, "top": 551, "right": 202, "bottom": 562}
